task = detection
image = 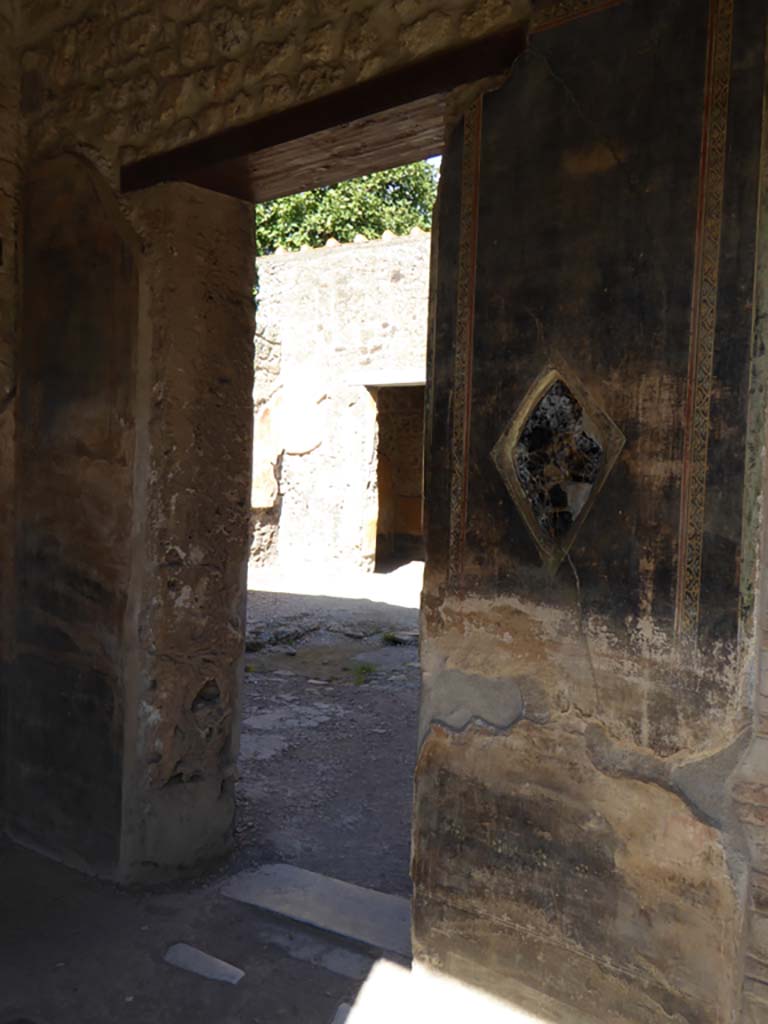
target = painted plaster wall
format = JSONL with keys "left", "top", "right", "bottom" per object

{"left": 0, "top": 0, "right": 20, "bottom": 824}
{"left": 3, "top": 147, "right": 253, "bottom": 878}
{"left": 17, "top": 0, "right": 529, "bottom": 175}
{"left": 3, "top": 0, "right": 521, "bottom": 875}
{"left": 4, "top": 12, "right": 768, "bottom": 1024}
{"left": 734, "top": 83, "right": 768, "bottom": 1022}
{"left": 252, "top": 230, "right": 429, "bottom": 571}
{"left": 10, "top": 155, "right": 138, "bottom": 869}
{"left": 415, "top": 1, "right": 768, "bottom": 1022}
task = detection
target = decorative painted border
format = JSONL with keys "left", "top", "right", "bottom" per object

{"left": 674, "top": 0, "right": 735, "bottom": 642}
{"left": 531, "top": 0, "right": 624, "bottom": 34}
{"left": 737, "top": 13, "right": 768, "bottom": 1024}
{"left": 490, "top": 367, "right": 625, "bottom": 574}
{"left": 448, "top": 97, "right": 483, "bottom": 589}
{"left": 447, "top": 0, "right": 628, "bottom": 588}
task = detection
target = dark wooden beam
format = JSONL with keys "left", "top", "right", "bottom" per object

{"left": 181, "top": 94, "right": 447, "bottom": 203}
{"left": 120, "top": 24, "right": 527, "bottom": 198}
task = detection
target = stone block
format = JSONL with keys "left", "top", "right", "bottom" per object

{"left": 164, "top": 944, "right": 244, "bottom": 985}
{"left": 223, "top": 864, "right": 412, "bottom": 956}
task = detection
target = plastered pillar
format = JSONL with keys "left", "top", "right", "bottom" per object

{"left": 121, "top": 183, "right": 255, "bottom": 881}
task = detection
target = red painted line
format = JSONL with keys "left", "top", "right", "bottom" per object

{"left": 458, "top": 101, "right": 483, "bottom": 586}
{"left": 674, "top": 0, "right": 721, "bottom": 637}
{"left": 531, "top": 0, "right": 625, "bottom": 35}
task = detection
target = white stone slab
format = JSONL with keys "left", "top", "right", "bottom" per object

{"left": 164, "top": 943, "right": 244, "bottom": 985}
{"left": 222, "top": 864, "right": 411, "bottom": 957}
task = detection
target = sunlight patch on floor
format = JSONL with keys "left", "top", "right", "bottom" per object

{"left": 247, "top": 560, "right": 424, "bottom": 609}
{"left": 344, "top": 960, "right": 553, "bottom": 1024}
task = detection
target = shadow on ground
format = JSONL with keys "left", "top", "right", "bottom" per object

{"left": 0, "top": 577, "right": 421, "bottom": 1024}
{"left": 0, "top": 837, "right": 373, "bottom": 1024}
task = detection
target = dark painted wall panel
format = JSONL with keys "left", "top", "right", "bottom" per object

{"left": 699, "top": 0, "right": 766, "bottom": 647}
{"left": 424, "top": 120, "right": 464, "bottom": 589}
{"left": 8, "top": 156, "right": 137, "bottom": 870}
{"left": 467, "top": 0, "right": 707, "bottom": 622}
{"left": 416, "top": 1, "right": 767, "bottom": 1020}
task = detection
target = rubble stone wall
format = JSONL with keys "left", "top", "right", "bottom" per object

{"left": 17, "top": 0, "right": 530, "bottom": 179}
{"left": 252, "top": 229, "right": 429, "bottom": 571}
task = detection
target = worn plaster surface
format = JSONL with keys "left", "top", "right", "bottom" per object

{"left": 0, "top": 0, "right": 19, "bottom": 826}
{"left": 9, "top": 154, "right": 139, "bottom": 869}
{"left": 415, "top": 1, "right": 768, "bottom": 1022}
{"left": 122, "top": 183, "right": 255, "bottom": 881}
{"left": 3, "top": 2, "right": 768, "bottom": 1023}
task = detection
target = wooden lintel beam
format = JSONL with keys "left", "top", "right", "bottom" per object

{"left": 120, "top": 24, "right": 527, "bottom": 194}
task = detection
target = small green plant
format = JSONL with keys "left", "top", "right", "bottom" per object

{"left": 351, "top": 662, "right": 375, "bottom": 686}
{"left": 382, "top": 632, "right": 398, "bottom": 646}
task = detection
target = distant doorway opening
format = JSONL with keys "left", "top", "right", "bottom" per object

{"left": 374, "top": 384, "right": 425, "bottom": 572}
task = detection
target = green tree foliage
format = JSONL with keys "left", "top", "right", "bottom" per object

{"left": 254, "top": 160, "right": 438, "bottom": 256}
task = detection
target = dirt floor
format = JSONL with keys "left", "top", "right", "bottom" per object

{"left": 0, "top": 565, "right": 422, "bottom": 1024}
{"left": 235, "top": 566, "right": 421, "bottom": 897}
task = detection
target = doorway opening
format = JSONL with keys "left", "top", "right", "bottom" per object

{"left": 238, "top": 161, "right": 436, "bottom": 901}
{"left": 374, "top": 384, "right": 426, "bottom": 573}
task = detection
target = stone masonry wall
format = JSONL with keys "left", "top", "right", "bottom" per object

{"left": 252, "top": 228, "right": 430, "bottom": 571}
{"left": 18, "top": 0, "right": 529, "bottom": 180}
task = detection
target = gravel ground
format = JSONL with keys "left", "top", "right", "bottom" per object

{"left": 235, "top": 570, "right": 422, "bottom": 897}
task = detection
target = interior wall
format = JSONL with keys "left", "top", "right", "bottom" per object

{"left": 415, "top": 1, "right": 768, "bottom": 1022}
{"left": 3, "top": 0, "right": 530, "bottom": 876}
{"left": 17, "top": 0, "right": 530, "bottom": 179}
{"left": 0, "top": 0, "right": 20, "bottom": 827}
{"left": 9, "top": 155, "right": 138, "bottom": 870}
{"left": 732, "top": 39, "right": 768, "bottom": 1018}
{"left": 5, "top": 156, "right": 254, "bottom": 880}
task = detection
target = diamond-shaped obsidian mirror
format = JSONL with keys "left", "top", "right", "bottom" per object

{"left": 491, "top": 368, "right": 624, "bottom": 572}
